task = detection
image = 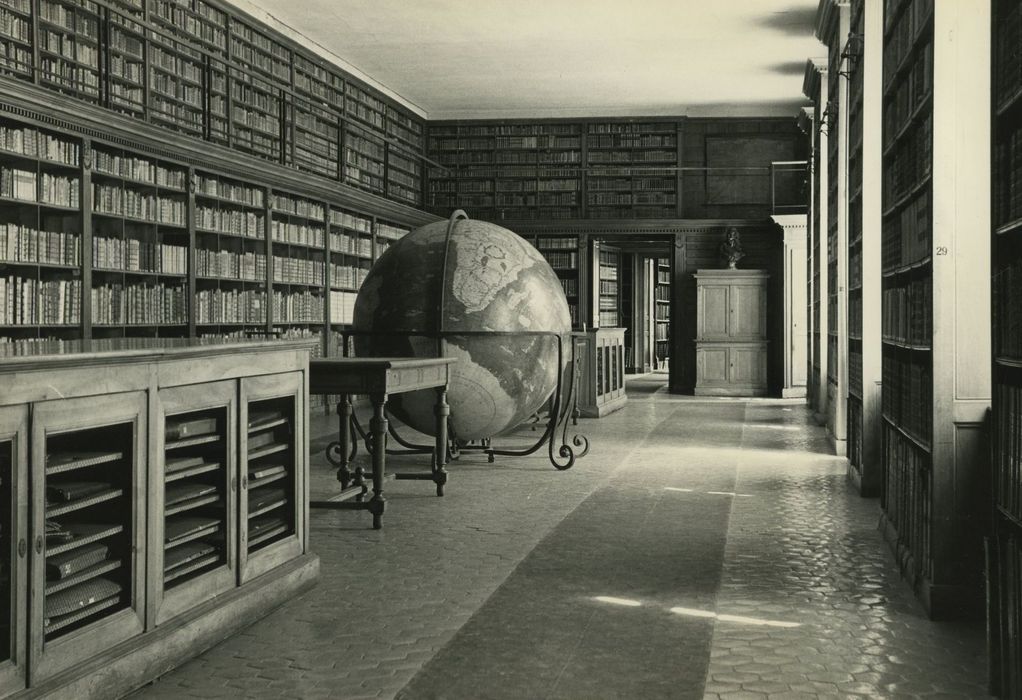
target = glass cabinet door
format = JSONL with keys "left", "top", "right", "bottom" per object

{"left": 0, "top": 405, "right": 27, "bottom": 698}
{"left": 239, "top": 372, "right": 305, "bottom": 584}
{"left": 29, "top": 392, "right": 147, "bottom": 684}
{"left": 151, "top": 380, "right": 237, "bottom": 626}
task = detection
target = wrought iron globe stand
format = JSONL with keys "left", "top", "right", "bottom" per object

{"left": 326, "top": 210, "right": 590, "bottom": 487}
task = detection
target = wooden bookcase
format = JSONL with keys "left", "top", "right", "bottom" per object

{"left": 585, "top": 122, "right": 677, "bottom": 220}
{"left": 847, "top": 0, "right": 866, "bottom": 474}
{"left": 595, "top": 243, "right": 621, "bottom": 329}
{"left": 879, "top": 0, "right": 990, "bottom": 618}
{"left": 990, "top": 0, "right": 1022, "bottom": 690}
{"left": 0, "top": 339, "right": 318, "bottom": 699}
{"left": 654, "top": 257, "right": 670, "bottom": 367}
{"left": 0, "top": 0, "right": 426, "bottom": 209}
{"left": 533, "top": 234, "right": 582, "bottom": 329}
{"left": 0, "top": 108, "right": 433, "bottom": 374}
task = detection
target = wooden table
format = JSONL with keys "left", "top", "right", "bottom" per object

{"left": 308, "top": 357, "right": 456, "bottom": 529}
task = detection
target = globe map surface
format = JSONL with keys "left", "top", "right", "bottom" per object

{"left": 353, "top": 216, "right": 572, "bottom": 440}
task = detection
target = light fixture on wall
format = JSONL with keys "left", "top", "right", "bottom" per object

{"left": 839, "top": 32, "right": 864, "bottom": 79}
{"left": 818, "top": 101, "right": 836, "bottom": 137}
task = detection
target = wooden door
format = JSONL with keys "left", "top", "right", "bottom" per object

{"left": 698, "top": 284, "right": 730, "bottom": 339}
{"left": 729, "top": 283, "right": 767, "bottom": 338}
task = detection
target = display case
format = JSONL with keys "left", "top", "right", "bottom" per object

{"left": 239, "top": 371, "right": 304, "bottom": 584}
{"left": 150, "top": 380, "right": 236, "bottom": 626}
{"left": 0, "top": 405, "right": 27, "bottom": 698}
{"left": 30, "top": 391, "right": 147, "bottom": 683}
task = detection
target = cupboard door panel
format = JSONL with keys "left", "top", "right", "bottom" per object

{"left": 151, "top": 380, "right": 238, "bottom": 627}
{"left": 698, "top": 285, "right": 730, "bottom": 339}
{"left": 730, "top": 346, "right": 767, "bottom": 386}
{"left": 30, "top": 392, "right": 147, "bottom": 684}
{"left": 697, "top": 348, "right": 729, "bottom": 385}
{"left": 730, "top": 283, "right": 767, "bottom": 338}
{"left": 239, "top": 372, "right": 305, "bottom": 584}
{"left": 0, "top": 405, "right": 28, "bottom": 698}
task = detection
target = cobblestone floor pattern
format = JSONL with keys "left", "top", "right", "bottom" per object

{"left": 133, "top": 377, "right": 990, "bottom": 699}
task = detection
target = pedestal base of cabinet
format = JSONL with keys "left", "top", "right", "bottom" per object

{"left": 579, "top": 393, "right": 628, "bottom": 418}
{"left": 11, "top": 553, "right": 319, "bottom": 700}
{"left": 781, "top": 386, "right": 807, "bottom": 398}
{"left": 693, "top": 387, "right": 768, "bottom": 397}
{"left": 878, "top": 514, "right": 980, "bottom": 621}
{"left": 828, "top": 433, "right": 847, "bottom": 457}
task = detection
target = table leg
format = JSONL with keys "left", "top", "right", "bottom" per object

{"left": 433, "top": 386, "right": 450, "bottom": 497}
{"left": 336, "top": 394, "right": 352, "bottom": 489}
{"left": 367, "top": 393, "right": 388, "bottom": 529}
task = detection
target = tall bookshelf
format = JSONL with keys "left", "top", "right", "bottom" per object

{"left": 0, "top": 0, "right": 427, "bottom": 210}
{"left": 991, "top": 0, "right": 1022, "bottom": 690}
{"left": 596, "top": 245, "right": 620, "bottom": 328}
{"left": 0, "top": 109, "right": 429, "bottom": 366}
{"left": 654, "top": 257, "right": 670, "bottom": 367}
{"left": 880, "top": 0, "right": 990, "bottom": 618}
{"left": 534, "top": 234, "right": 581, "bottom": 329}
{"left": 585, "top": 122, "right": 677, "bottom": 220}
{"left": 427, "top": 122, "right": 583, "bottom": 221}
{"left": 846, "top": 0, "right": 866, "bottom": 479}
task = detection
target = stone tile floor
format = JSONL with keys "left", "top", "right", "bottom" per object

{"left": 133, "top": 375, "right": 990, "bottom": 699}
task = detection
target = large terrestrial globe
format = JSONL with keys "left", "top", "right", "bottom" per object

{"left": 353, "top": 214, "right": 572, "bottom": 440}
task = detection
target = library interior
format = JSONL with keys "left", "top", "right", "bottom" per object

{"left": 0, "top": 0, "right": 1015, "bottom": 697}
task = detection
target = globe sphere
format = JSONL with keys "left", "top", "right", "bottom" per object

{"left": 353, "top": 214, "right": 572, "bottom": 440}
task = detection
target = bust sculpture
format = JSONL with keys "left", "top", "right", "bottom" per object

{"left": 720, "top": 227, "right": 745, "bottom": 269}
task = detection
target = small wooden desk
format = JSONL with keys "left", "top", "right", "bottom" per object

{"left": 308, "top": 357, "right": 456, "bottom": 529}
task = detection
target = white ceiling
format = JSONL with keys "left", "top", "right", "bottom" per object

{"left": 227, "top": 0, "right": 824, "bottom": 120}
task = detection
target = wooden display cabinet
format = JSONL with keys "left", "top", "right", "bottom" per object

{"left": 0, "top": 406, "right": 27, "bottom": 698}
{"left": 29, "top": 392, "right": 147, "bottom": 683}
{"left": 239, "top": 372, "right": 305, "bottom": 584}
{"left": 694, "top": 269, "right": 769, "bottom": 396}
{"left": 150, "top": 381, "right": 237, "bottom": 627}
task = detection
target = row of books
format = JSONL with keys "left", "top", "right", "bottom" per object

{"left": 270, "top": 290, "right": 323, "bottom": 323}
{"left": 270, "top": 193, "right": 324, "bottom": 221}
{"left": 655, "top": 323, "right": 668, "bottom": 341}
{"left": 271, "top": 255, "right": 323, "bottom": 287}
{"left": 93, "top": 150, "right": 185, "bottom": 189}
{"left": 541, "top": 251, "right": 578, "bottom": 269}
{"left": 195, "top": 248, "right": 265, "bottom": 281}
{"left": 0, "top": 42, "right": 30, "bottom": 74}
{"left": 39, "top": 58, "right": 99, "bottom": 95}
{"left": 599, "top": 280, "right": 618, "bottom": 296}
{"left": 109, "top": 22, "right": 143, "bottom": 58}
{"left": 329, "top": 263, "right": 368, "bottom": 291}
{"left": 93, "top": 184, "right": 185, "bottom": 225}
{"left": 195, "top": 175, "right": 264, "bottom": 208}
{"left": 376, "top": 223, "right": 408, "bottom": 241}
{"left": 344, "top": 149, "right": 384, "bottom": 176}
{"left": 882, "top": 114, "right": 931, "bottom": 207}
{"left": 0, "top": 123, "right": 79, "bottom": 167}
{"left": 493, "top": 136, "right": 581, "bottom": 150}
{"left": 343, "top": 167, "right": 384, "bottom": 193}
{"left": 329, "top": 290, "right": 356, "bottom": 324}
{"left": 0, "top": 275, "right": 80, "bottom": 324}
{"left": 493, "top": 193, "right": 579, "bottom": 207}
{"left": 559, "top": 278, "right": 578, "bottom": 297}
{"left": 587, "top": 150, "right": 675, "bottom": 164}
{"left": 881, "top": 422, "right": 932, "bottom": 576}
{"left": 881, "top": 188, "right": 930, "bottom": 272}
{"left": 881, "top": 352, "right": 932, "bottom": 444}
{"left": 655, "top": 286, "right": 670, "bottom": 302}
{"left": 1, "top": 168, "right": 80, "bottom": 207}
{"left": 882, "top": 0, "right": 932, "bottom": 90}
{"left": 90, "top": 282, "right": 186, "bottom": 325}
{"left": 194, "top": 206, "right": 265, "bottom": 238}
{"left": 271, "top": 221, "right": 325, "bottom": 249}
{"left": 0, "top": 7, "right": 29, "bottom": 43}
{"left": 194, "top": 288, "right": 265, "bottom": 324}
{"left": 388, "top": 168, "right": 419, "bottom": 192}
{"left": 598, "top": 311, "right": 619, "bottom": 327}
{"left": 994, "top": 257, "right": 1022, "bottom": 360}
{"left": 536, "top": 236, "right": 576, "bottom": 250}
{"left": 38, "top": 0, "right": 99, "bottom": 39}
{"left": 490, "top": 151, "right": 582, "bottom": 166}
{"left": 92, "top": 237, "right": 187, "bottom": 275}
{"left": 329, "top": 232, "right": 373, "bottom": 258}
{"left": 329, "top": 209, "right": 372, "bottom": 233}
{"left": 882, "top": 276, "right": 932, "bottom": 346}
{"left": 586, "top": 134, "right": 675, "bottom": 149}
{"left": 0, "top": 224, "right": 79, "bottom": 266}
